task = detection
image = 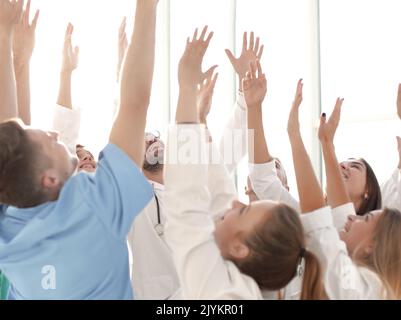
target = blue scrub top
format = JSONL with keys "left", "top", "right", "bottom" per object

{"left": 0, "top": 144, "right": 153, "bottom": 300}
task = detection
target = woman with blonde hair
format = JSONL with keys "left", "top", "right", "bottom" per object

{"left": 288, "top": 79, "right": 401, "bottom": 299}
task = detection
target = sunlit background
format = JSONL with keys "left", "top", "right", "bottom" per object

{"left": 28, "top": 0, "right": 401, "bottom": 201}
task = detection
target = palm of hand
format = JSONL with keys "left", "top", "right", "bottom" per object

{"left": 234, "top": 50, "right": 260, "bottom": 78}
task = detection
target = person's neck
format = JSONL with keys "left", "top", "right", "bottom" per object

{"left": 352, "top": 197, "right": 363, "bottom": 214}
{"left": 143, "top": 169, "right": 164, "bottom": 185}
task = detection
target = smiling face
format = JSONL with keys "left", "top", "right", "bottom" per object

{"left": 214, "top": 200, "right": 277, "bottom": 260}
{"left": 340, "top": 210, "right": 382, "bottom": 259}
{"left": 76, "top": 146, "right": 97, "bottom": 172}
{"left": 340, "top": 158, "right": 367, "bottom": 204}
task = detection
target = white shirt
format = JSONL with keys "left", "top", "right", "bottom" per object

{"left": 219, "top": 91, "right": 248, "bottom": 175}
{"left": 127, "top": 181, "right": 181, "bottom": 300}
{"left": 249, "top": 161, "right": 300, "bottom": 212}
{"left": 301, "top": 206, "right": 384, "bottom": 300}
{"left": 381, "top": 168, "right": 401, "bottom": 211}
{"left": 128, "top": 140, "right": 238, "bottom": 300}
{"left": 164, "top": 124, "right": 262, "bottom": 299}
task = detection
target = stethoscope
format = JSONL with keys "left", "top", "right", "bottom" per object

{"left": 154, "top": 193, "right": 163, "bottom": 237}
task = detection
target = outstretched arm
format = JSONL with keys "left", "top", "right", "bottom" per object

{"left": 0, "top": 0, "right": 24, "bottom": 122}
{"left": 57, "top": 23, "right": 79, "bottom": 109}
{"left": 381, "top": 86, "right": 401, "bottom": 210}
{"left": 12, "top": 0, "right": 39, "bottom": 125}
{"left": 117, "top": 17, "right": 128, "bottom": 83}
{"left": 319, "top": 98, "right": 350, "bottom": 208}
{"left": 243, "top": 60, "right": 270, "bottom": 164}
{"left": 287, "top": 80, "right": 325, "bottom": 213}
{"left": 110, "top": 0, "right": 158, "bottom": 166}
{"left": 220, "top": 33, "right": 264, "bottom": 173}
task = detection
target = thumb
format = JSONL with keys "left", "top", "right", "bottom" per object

{"left": 396, "top": 136, "right": 401, "bottom": 149}
{"left": 225, "top": 49, "right": 236, "bottom": 65}
{"left": 203, "top": 65, "right": 218, "bottom": 81}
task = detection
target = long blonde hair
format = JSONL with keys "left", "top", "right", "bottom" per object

{"left": 366, "top": 208, "right": 401, "bottom": 299}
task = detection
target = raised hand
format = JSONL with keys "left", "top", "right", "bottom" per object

{"left": 61, "top": 23, "right": 79, "bottom": 73}
{"left": 0, "top": 0, "right": 24, "bottom": 34}
{"left": 242, "top": 60, "right": 267, "bottom": 108}
{"left": 225, "top": 32, "right": 264, "bottom": 91}
{"left": 287, "top": 79, "right": 303, "bottom": 138}
{"left": 176, "top": 26, "right": 216, "bottom": 123}
{"left": 62, "top": 23, "right": 79, "bottom": 73}
{"left": 117, "top": 17, "right": 128, "bottom": 82}
{"left": 57, "top": 23, "right": 79, "bottom": 109}
{"left": 178, "top": 26, "right": 216, "bottom": 89}
{"left": 318, "top": 98, "right": 344, "bottom": 144}
{"left": 197, "top": 68, "right": 218, "bottom": 124}
{"left": 13, "top": 0, "right": 39, "bottom": 71}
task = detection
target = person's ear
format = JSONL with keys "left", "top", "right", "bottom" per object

{"left": 41, "top": 169, "right": 61, "bottom": 190}
{"left": 228, "top": 238, "right": 250, "bottom": 260}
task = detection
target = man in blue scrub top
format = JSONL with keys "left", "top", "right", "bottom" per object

{"left": 0, "top": 0, "right": 159, "bottom": 299}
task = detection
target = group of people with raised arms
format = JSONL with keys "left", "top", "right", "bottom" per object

{"left": 0, "top": 0, "right": 401, "bottom": 300}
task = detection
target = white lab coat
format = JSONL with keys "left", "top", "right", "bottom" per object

{"left": 127, "top": 129, "right": 239, "bottom": 300}
{"left": 164, "top": 124, "right": 263, "bottom": 299}
{"left": 219, "top": 91, "right": 248, "bottom": 175}
{"left": 127, "top": 181, "right": 181, "bottom": 300}
{"left": 249, "top": 161, "right": 300, "bottom": 212}
{"left": 301, "top": 206, "right": 384, "bottom": 300}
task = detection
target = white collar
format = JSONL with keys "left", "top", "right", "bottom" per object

{"left": 148, "top": 180, "right": 165, "bottom": 192}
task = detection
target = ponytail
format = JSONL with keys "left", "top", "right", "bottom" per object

{"left": 300, "top": 250, "right": 327, "bottom": 300}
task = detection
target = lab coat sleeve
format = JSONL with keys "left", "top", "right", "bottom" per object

{"left": 381, "top": 168, "right": 401, "bottom": 211}
{"left": 331, "top": 202, "right": 356, "bottom": 232}
{"left": 52, "top": 104, "right": 81, "bottom": 154}
{"left": 301, "top": 207, "right": 383, "bottom": 300}
{"left": 249, "top": 161, "right": 300, "bottom": 212}
{"left": 219, "top": 91, "right": 248, "bottom": 175}
{"left": 164, "top": 124, "right": 262, "bottom": 300}
{"left": 207, "top": 140, "right": 237, "bottom": 219}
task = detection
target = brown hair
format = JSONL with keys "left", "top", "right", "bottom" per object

{"left": 365, "top": 208, "right": 401, "bottom": 299}
{"left": 0, "top": 121, "right": 49, "bottom": 208}
{"left": 356, "top": 158, "right": 381, "bottom": 216}
{"left": 237, "top": 203, "right": 327, "bottom": 299}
